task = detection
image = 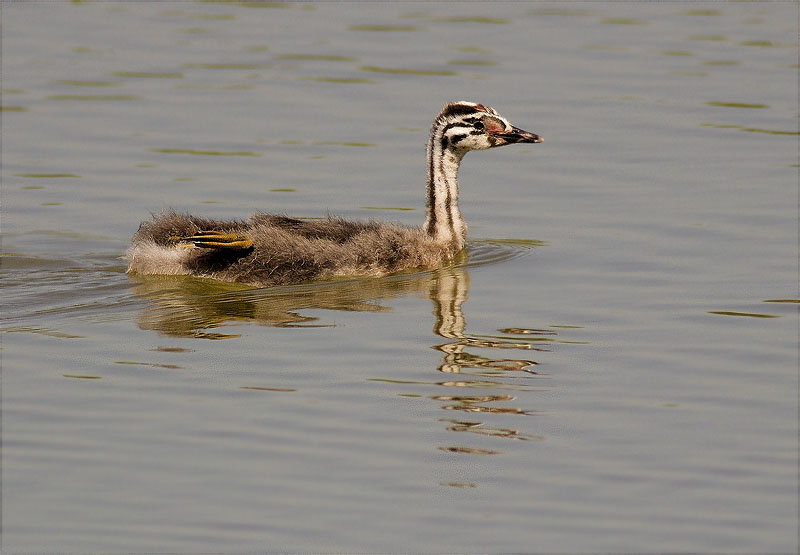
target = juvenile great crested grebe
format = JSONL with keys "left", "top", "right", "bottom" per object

{"left": 127, "top": 101, "right": 542, "bottom": 287}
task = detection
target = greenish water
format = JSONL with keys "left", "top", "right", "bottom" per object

{"left": 2, "top": 2, "right": 797, "bottom": 552}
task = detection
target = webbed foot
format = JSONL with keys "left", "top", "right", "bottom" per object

{"left": 175, "top": 230, "right": 254, "bottom": 250}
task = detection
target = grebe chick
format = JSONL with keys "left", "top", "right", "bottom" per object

{"left": 127, "top": 101, "right": 542, "bottom": 287}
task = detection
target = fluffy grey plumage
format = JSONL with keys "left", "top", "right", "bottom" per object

{"left": 127, "top": 102, "right": 541, "bottom": 287}
{"left": 128, "top": 211, "right": 455, "bottom": 286}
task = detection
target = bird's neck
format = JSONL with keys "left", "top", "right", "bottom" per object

{"left": 423, "top": 131, "right": 467, "bottom": 250}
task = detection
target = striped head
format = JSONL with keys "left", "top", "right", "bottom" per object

{"left": 431, "top": 101, "right": 542, "bottom": 155}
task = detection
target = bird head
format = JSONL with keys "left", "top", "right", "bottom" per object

{"left": 433, "top": 101, "right": 542, "bottom": 153}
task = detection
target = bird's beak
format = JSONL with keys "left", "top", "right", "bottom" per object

{"left": 494, "top": 125, "right": 543, "bottom": 144}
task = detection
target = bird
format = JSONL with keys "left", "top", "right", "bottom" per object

{"left": 126, "top": 101, "right": 542, "bottom": 287}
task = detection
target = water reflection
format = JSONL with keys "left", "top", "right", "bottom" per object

{"left": 132, "top": 269, "right": 437, "bottom": 337}
{"left": 133, "top": 242, "right": 562, "bottom": 454}
{"left": 430, "top": 270, "right": 545, "bottom": 376}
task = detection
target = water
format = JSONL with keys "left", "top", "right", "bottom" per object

{"left": 2, "top": 2, "right": 797, "bottom": 552}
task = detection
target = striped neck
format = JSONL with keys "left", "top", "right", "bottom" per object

{"left": 423, "top": 121, "right": 467, "bottom": 249}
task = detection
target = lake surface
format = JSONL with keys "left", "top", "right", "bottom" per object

{"left": 2, "top": 2, "right": 797, "bottom": 552}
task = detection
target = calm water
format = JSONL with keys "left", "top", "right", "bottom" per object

{"left": 2, "top": 2, "right": 797, "bottom": 552}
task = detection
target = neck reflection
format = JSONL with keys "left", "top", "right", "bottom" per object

{"left": 426, "top": 267, "right": 551, "bottom": 454}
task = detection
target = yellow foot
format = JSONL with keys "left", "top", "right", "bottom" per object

{"left": 166, "top": 235, "right": 195, "bottom": 248}
{"left": 184, "top": 230, "right": 254, "bottom": 250}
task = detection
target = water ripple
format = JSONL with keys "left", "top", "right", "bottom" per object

{"left": 464, "top": 238, "right": 545, "bottom": 268}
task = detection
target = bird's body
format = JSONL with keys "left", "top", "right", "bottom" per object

{"left": 128, "top": 211, "right": 455, "bottom": 286}
{"left": 127, "top": 102, "right": 541, "bottom": 287}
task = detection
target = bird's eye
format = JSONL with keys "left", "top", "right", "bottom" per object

{"left": 473, "top": 120, "right": 485, "bottom": 131}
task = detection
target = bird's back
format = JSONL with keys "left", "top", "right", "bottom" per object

{"left": 127, "top": 211, "right": 457, "bottom": 287}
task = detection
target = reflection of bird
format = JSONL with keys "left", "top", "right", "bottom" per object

{"left": 126, "top": 102, "right": 542, "bottom": 287}
{"left": 430, "top": 268, "right": 540, "bottom": 376}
